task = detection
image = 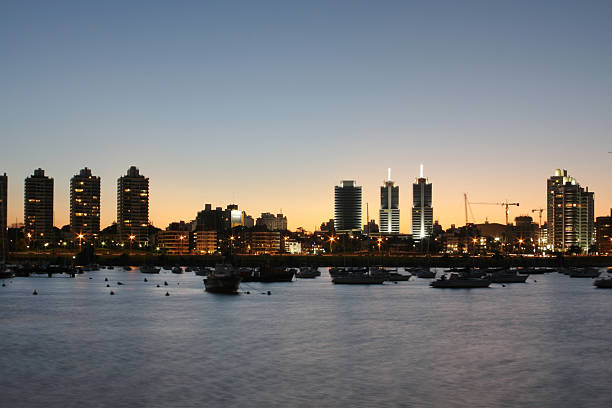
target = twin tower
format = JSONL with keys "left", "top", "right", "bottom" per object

{"left": 334, "top": 166, "right": 433, "bottom": 238}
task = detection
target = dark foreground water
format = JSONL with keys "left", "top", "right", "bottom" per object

{"left": 1, "top": 267, "right": 611, "bottom": 408}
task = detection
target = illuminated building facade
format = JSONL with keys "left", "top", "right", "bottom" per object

{"left": 379, "top": 169, "right": 399, "bottom": 234}
{"left": 194, "top": 230, "right": 217, "bottom": 254}
{"left": 70, "top": 168, "right": 100, "bottom": 242}
{"left": 334, "top": 180, "right": 362, "bottom": 233}
{"left": 0, "top": 173, "right": 7, "bottom": 261}
{"left": 157, "top": 230, "right": 190, "bottom": 255}
{"left": 411, "top": 165, "right": 433, "bottom": 240}
{"left": 117, "top": 166, "right": 149, "bottom": 244}
{"left": 547, "top": 169, "right": 594, "bottom": 253}
{"left": 24, "top": 169, "right": 54, "bottom": 243}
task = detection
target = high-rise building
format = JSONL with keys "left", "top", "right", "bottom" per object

{"left": 595, "top": 209, "right": 612, "bottom": 254}
{"left": 0, "top": 173, "right": 7, "bottom": 262}
{"left": 70, "top": 168, "right": 101, "bottom": 242}
{"left": 379, "top": 168, "right": 399, "bottom": 234}
{"left": 412, "top": 164, "right": 433, "bottom": 240}
{"left": 24, "top": 169, "right": 54, "bottom": 243}
{"left": 117, "top": 166, "right": 149, "bottom": 244}
{"left": 547, "top": 169, "right": 594, "bottom": 253}
{"left": 334, "top": 180, "right": 362, "bottom": 233}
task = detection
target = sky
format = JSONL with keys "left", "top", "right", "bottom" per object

{"left": 1, "top": 0, "right": 611, "bottom": 232}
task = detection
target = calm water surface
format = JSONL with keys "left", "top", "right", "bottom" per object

{"left": 1, "top": 268, "right": 611, "bottom": 408}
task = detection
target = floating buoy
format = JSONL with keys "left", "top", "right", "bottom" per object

{"left": 144, "top": 278, "right": 148, "bottom": 282}
{"left": 110, "top": 291, "right": 115, "bottom": 295}
{"left": 157, "top": 284, "right": 161, "bottom": 288}
{"left": 267, "top": 291, "right": 271, "bottom": 296}
{"left": 89, "top": 277, "right": 93, "bottom": 280}
{"left": 394, "top": 281, "right": 398, "bottom": 284}
{"left": 104, "top": 278, "right": 108, "bottom": 282}
{"left": 2, "top": 283, "right": 6, "bottom": 287}
{"left": 164, "top": 281, "right": 168, "bottom": 286}
{"left": 33, "top": 290, "right": 38, "bottom": 295}
{"left": 165, "top": 292, "right": 170, "bottom": 296}
{"left": 534, "top": 280, "right": 537, "bottom": 283}
{"left": 106, "top": 284, "right": 110, "bottom": 288}
{"left": 502, "top": 284, "right": 506, "bottom": 287}
{"left": 246, "top": 291, "right": 250, "bottom": 294}
{"left": 117, "top": 282, "right": 124, "bottom": 285}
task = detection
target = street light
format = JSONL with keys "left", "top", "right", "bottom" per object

{"left": 77, "top": 233, "right": 84, "bottom": 249}
{"left": 329, "top": 236, "right": 336, "bottom": 254}
{"left": 129, "top": 235, "right": 135, "bottom": 253}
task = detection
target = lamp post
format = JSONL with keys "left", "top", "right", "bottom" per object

{"left": 78, "top": 233, "right": 84, "bottom": 249}
{"left": 179, "top": 235, "right": 186, "bottom": 255}
{"left": 129, "top": 235, "right": 135, "bottom": 254}
{"left": 329, "top": 236, "right": 335, "bottom": 254}
{"left": 229, "top": 235, "right": 234, "bottom": 257}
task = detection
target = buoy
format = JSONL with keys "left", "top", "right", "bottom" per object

{"left": 157, "top": 284, "right": 160, "bottom": 288}
{"left": 534, "top": 280, "right": 537, "bottom": 282}
{"left": 246, "top": 291, "right": 250, "bottom": 294}
{"left": 106, "top": 284, "right": 110, "bottom": 288}
{"left": 502, "top": 284, "right": 506, "bottom": 287}
{"left": 110, "top": 291, "right": 115, "bottom": 295}
{"left": 165, "top": 292, "right": 170, "bottom": 296}
{"left": 89, "top": 277, "right": 92, "bottom": 280}
{"left": 394, "top": 281, "right": 398, "bottom": 284}
{"left": 2, "top": 283, "right": 6, "bottom": 287}
{"left": 164, "top": 281, "right": 168, "bottom": 286}
{"left": 104, "top": 278, "right": 108, "bottom": 282}
{"left": 33, "top": 290, "right": 38, "bottom": 295}
{"left": 267, "top": 291, "right": 271, "bottom": 295}
{"left": 117, "top": 282, "right": 123, "bottom": 285}
{"left": 144, "top": 278, "right": 148, "bottom": 282}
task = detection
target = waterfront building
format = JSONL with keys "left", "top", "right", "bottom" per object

{"left": 194, "top": 204, "right": 249, "bottom": 233}
{"left": 334, "top": 180, "right": 362, "bottom": 233}
{"left": 24, "top": 169, "right": 54, "bottom": 244}
{"left": 117, "top": 166, "right": 149, "bottom": 244}
{"left": 157, "top": 230, "right": 190, "bottom": 255}
{"left": 256, "top": 212, "right": 288, "bottom": 231}
{"left": 70, "top": 168, "right": 100, "bottom": 242}
{"left": 379, "top": 169, "right": 400, "bottom": 234}
{"left": 547, "top": 169, "right": 594, "bottom": 253}
{"left": 411, "top": 165, "right": 433, "bottom": 240}
{"left": 244, "top": 230, "right": 281, "bottom": 254}
{"left": 0, "top": 173, "right": 7, "bottom": 261}
{"left": 595, "top": 209, "right": 612, "bottom": 254}
{"left": 194, "top": 230, "right": 217, "bottom": 254}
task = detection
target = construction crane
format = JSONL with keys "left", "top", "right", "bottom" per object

{"left": 464, "top": 194, "right": 519, "bottom": 225}
{"left": 531, "top": 208, "right": 544, "bottom": 227}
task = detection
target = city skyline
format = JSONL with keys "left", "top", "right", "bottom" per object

{"left": 1, "top": 1, "right": 611, "bottom": 232}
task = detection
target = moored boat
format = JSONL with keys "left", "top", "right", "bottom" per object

{"left": 430, "top": 273, "right": 490, "bottom": 288}
{"left": 488, "top": 269, "right": 529, "bottom": 283}
{"left": 204, "top": 264, "right": 241, "bottom": 294}
{"left": 296, "top": 266, "right": 319, "bottom": 279}
{"left": 568, "top": 267, "right": 601, "bottom": 278}
{"left": 172, "top": 266, "right": 183, "bottom": 274}
{"left": 140, "top": 265, "right": 161, "bottom": 274}
{"left": 594, "top": 278, "right": 612, "bottom": 288}
{"left": 415, "top": 267, "right": 436, "bottom": 279}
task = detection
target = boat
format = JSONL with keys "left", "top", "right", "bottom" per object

{"left": 568, "top": 267, "right": 601, "bottom": 278}
{"left": 332, "top": 271, "right": 385, "bottom": 284}
{"left": 194, "top": 267, "right": 212, "bottom": 276}
{"left": 123, "top": 266, "right": 132, "bottom": 271}
{"left": 204, "top": 264, "right": 241, "bottom": 294}
{"left": 185, "top": 266, "right": 193, "bottom": 273}
{"left": 140, "top": 265, "right": 161, "bottom": 274}
{"left": 488, "top": 269, "right": 528, "bottom": 283}
{"left": 296, "top": 266, "right": 319, "bottom": 279}
{"left": 172, "top": 266, "right": 183, "bottom": 274}
{"left": 415, "top": 268, "right": 436, "bottom": 279}
{"left": 594, "top": 278, "right": 612, "bottom": 288}
{"left": 430, "top": 273, "right": 490, "bottom": 288}
{"left": 386, "top": 272, "right": 411, "bottom": 281}
{"left": 241, "top": 266, "right": 295, "bottom": 282}
{"left": 0, "top": 265, "right": 14, "bottom": 279}
{"left": 107, "top": 266, "right": 115, "bottom": 270}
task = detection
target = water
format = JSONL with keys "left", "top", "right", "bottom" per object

{"left": 1, "top": 268, "right": 611, "bottom": 408}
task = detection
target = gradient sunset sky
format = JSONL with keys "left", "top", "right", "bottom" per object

{"left": 2, "top": 0, "right": 611, "bottom": 232}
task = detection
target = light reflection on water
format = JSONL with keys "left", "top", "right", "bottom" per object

{"left": 1, "top": 268, "right": 611, "bottom": 408}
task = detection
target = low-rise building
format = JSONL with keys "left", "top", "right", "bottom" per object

{"left": 596, "top": 209, "right": 612, "bottom": 254}
{"left": 157, "top": 230, "right": 190, "bottom": 255}
{"left": 194, "top": 230, "right": 217, "bottom": 254}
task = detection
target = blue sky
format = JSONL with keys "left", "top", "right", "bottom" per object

{"left": 1, "top": 0, "right": 610, "bottom": 231}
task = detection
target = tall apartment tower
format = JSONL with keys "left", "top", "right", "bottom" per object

{"left": 117, "top": 166, "right": 149, "bottom": 244}
{"left": 0, "top": 173, "right": 7, "bottom": 262}
{"left": 411, "top": 164, "right": 433, "bottom": 240}
{"left": 24, "top": 169, "right": 54, "bottom": 243}
{"left": 379, "top": 168, "right": 400, "bottom": 234}
{"left": 70, "top": 168, "right": 101, "bottom": 242}
{"left": 547, "top": 169, "right": 594, "bottom": 253}
{"left": 334, "top": 180, "right": 362, "bottom": 233}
